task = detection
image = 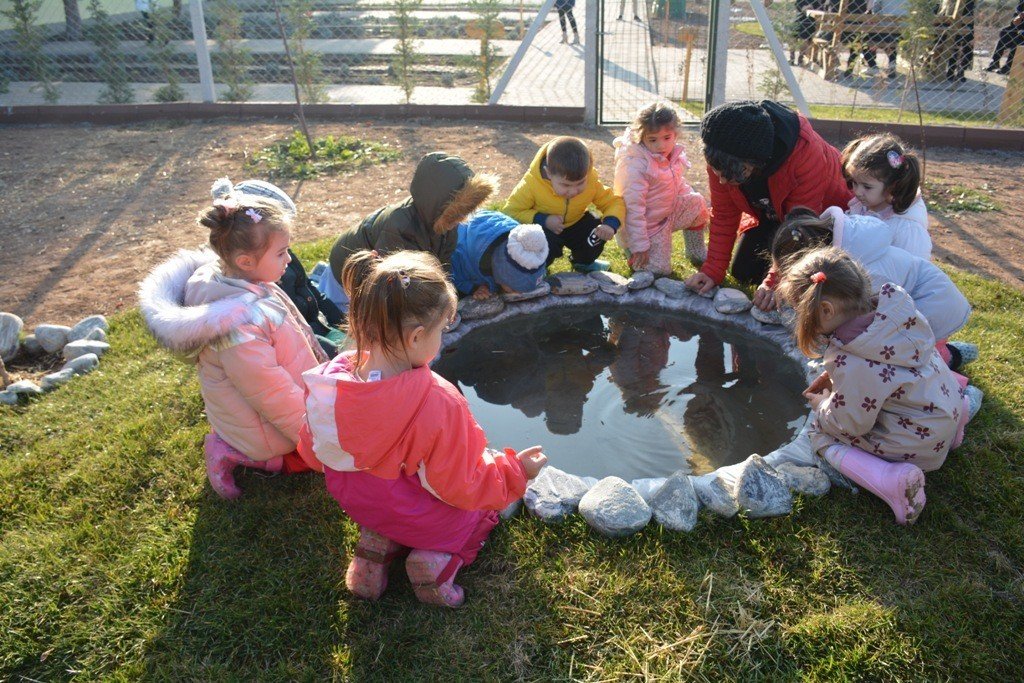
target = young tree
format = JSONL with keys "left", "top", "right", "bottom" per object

{"left": 63, "top": 0, "right": 82, "bottom": 40}
{"left": 150, "top": 5, "right": 184, "bottom": 102}
{"left": 285, "top": 0, "right": 327, "bottom": 104}
{"left": 212, "top": 0, "right": 253, "bottom": 102}
{"left": 470, "top": 0, "right": 503, "bottom": 103}
{"left": 0, "top": 0, "right": 60, "bottom": 103}
{"left": 392, "top": 0, "right": 421, "bottom": 104}
{"left": 87, "top": 0, "right": 134, "bottom": 103}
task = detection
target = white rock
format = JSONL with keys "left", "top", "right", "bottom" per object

{"left": 691, "top": 473, "right": 738, "bottom": 517}
{"left": 698, "top": 286, "right": 718, "bottom": 299}
{"left": 750, "top": 306, "right": 783, "bottom": 325}
{"left": 444, "top": 313, "right": 462, "bottom": 332}
{"left": 41, "top": 368, "right": 76, "bottom": 391}
{"left": 649, "top": 472, "right": 701, "bottom": 532}
{"left": 6, "top": 379, "right": 43, "bottom": 396}
{"left": 578, "top": 477, "right": 652, "bottom": 537}
{"left": 21, "top": 335, "right": 43, "bottom": 356}
{"left": 735, "top": 455, "right": 793, "bottom": 518}
{"left": 626, "top": 270, "right": 656, "bottom": 290}
{"left": 62, "top": 353, "right": 100, "bottom": 376}
{"left": 546, "top": 273, "right": 599, "bottom": 296}
{"left": 0, "top": 312, "right": 23, "bottom": 362}
{"left": 654, "top": 277, "right": 689, "bottom": 299}
{"left": 62, "top": 340, "right": 110, "bottom": 361}
{"left": 631, "top": 477, "right": 668, "bottom": 503}
{"left": 713, "top": 288, "right": 753, "bottom": 314}
{"left": 84, "top": 327, "right": 108, "bottom": 343}
{"left": 776, "top": 463, "right": 831, "bottom": 497}
{"left": 67, "top": 315, "right": 109, "bottom": 343}
{"left": 523, "top": 466, "right": 593, "bottom": 522}
{"left": 0, "top": 390, "right": 18, "bottom": 405}
{"left": 457, "top": 296, "right": 505, "bottom": 321}
{"left": 500, "top": 499, "right": 522, "bottom": 519}
{"left": 502, "top": 281, "right": 551, "bottom": 302}
{"left": 588, "top": 271, "right": 629, "bottom": 296}
{"left": 34, "top": 324, "right": 72, "bottom": 354}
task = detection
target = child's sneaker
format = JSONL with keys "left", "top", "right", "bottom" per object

{"left": 203, "top": 432, "right": 282, "bottom": 500}
{"left": 684, "top": 227, "right": 707, "bottom": 265}
{"left": 346, "top": 526, "right": 408, "bottom": 601}
{"left": 572, "top": 259, "right": 610, "bottom": 273}
{"left": 406, "top": 549, "right": 465, "bottom": 607}
{"left": 946, "top": 341, "right": 979, "bottom": 370}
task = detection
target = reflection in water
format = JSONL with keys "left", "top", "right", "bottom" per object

{"left": 434, "top": 307, "right": 808, "bottom": 480}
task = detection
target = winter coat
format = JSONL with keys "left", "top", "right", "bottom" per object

{"left": 824, "top": 207, "right": 969, "bottom": 340}
{"left": 451, "top": 210, "right": 519, "bottom": 295}
{"left": 502, "top": 142, "right": 625, "bottom": 231}
{"left": 703, "top": 103, "right": 852, "bottom": 283}
{"left": 328, "top": 152, "right": 497, "bottom": 282}
{"left": 299, "top": 352, "right": 529, "bottom": 511}
{"left": 612, "top": 128, "right": 709, "bottom": 254}
{"left": 809, "top": 284, "right": 963, "bottom": 471}
{"left": 848, "top": 193, "right": 931, "bottom": 260}
{"left": 139, "top": 249, "right": 328, "bottom": 460}
{"left": 277, "top": 249, "right": 343, "bottom": 338}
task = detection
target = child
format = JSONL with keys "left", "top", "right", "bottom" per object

{"left": 556, "top": 0, "right": 580, "bottom": 44}
{"left": 300, "top": 250, "right": 547, "bottom": 607}
{"left": 212, "top": 177, "right": 345, "bottom": 357}
{"left": 451, "top": 210, "right": 549, "bottom": 299}
{"left": 613, "top": 101, "right": 709, "bottom": 274}
{"left": 842, "top": 133, "right": 931, "bottom": 259}
{"left": 776, "top": 247, "right": 970, "bottom": 525}
{"left": 139, "top": 193, "right": 329, "bottom": 499}
{"left": 503, "top": 136, "right": 626, "bottom": 273}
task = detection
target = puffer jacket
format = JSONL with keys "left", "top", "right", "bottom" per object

{"left": 809, "top": 284, "right": 963, "bottom": 471}
{"left": 328, "top": 152, "right": 497, "bottom": 282}
{"left": 848, "top": 193, "right": 932, "bottom": 260}
{"left": 612, "top": 128, "right": 708, "bottom": 254}
{"left": 139, "top": 249, "right": 328, "bottom": 460}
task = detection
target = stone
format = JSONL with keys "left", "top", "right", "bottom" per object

{"left": 21, "top": 335, "right": 43, "bottom": 356}
{"left": 444, "top": 313, "right": 462, "bottom": 333}
{"left": 631, "top": 477, "right": 668, "bottom": 503}
{"left": 698, "top": 286, "right": 718, "bottom": 299}
{"left": 626, "top": 270, "right": 656, "bottom": 290}
{"left": 62, "top": 340, "right": 110, "bottom": 361}
{"left": 62, "top": 353, "right": 100, "bottom": 376}
{"left": 776, "top": 463, "right": 831, "bottom": 497}
{"left": 0, "top": 312, "right": 23, "bottom": 362}
{"left": 735, "top": 455, "right": 793, "bottom": 518}
{"left": 588, "top": 271, "right": 629, "bottom": 296}
{"left": 0, "top": 390, "right": 18, "bottom": 405}
{"left": 691, "top": 473, "right": 738, "bottom": 518}
{"left": 502, "top": 281, "right": 551, "bottom": 302}
{"left": 457, "top": 296, "right": 505, "bottom": 321}
{"left": 84, "top": 327, "right": 108, "bottom": 343}
{"left": 523, "top": 466, "right": 593, "bottom": 522}
{"left": 41, "top": 368, "right": 76, "bottom": 391}
{"left": 649, "top": 472, "right": 701, "bottom": 532}
{"left": 500, "top": 499, "right": 522, "bottom": 519}
{"left": 578, "top": 477, "right": 652, "bottom": 537}
{"left": 546, "top": 272, "right": 599, "bottom": 296}
{"left": 34, "top": 324, "right": 72, "bottom": 354}
{"left": 713, "top": 288, "right": 753, "bottom": 314}
{"left": 67, "top": 315, "right": 109, "bottom": 343}
{"left": 750, "top": 306, "right": 783, "bottom": 325}
{"left": 6, "top": 379, "right": 43, "bottom": 396}
{"left": 653, "top": 277, "right": 689, "bottom": 299}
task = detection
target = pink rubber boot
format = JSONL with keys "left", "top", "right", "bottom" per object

{"left": 203, "top": 432, "right": 283, "bottom": 500}
{"left": 345, "top": 527, "right": 408, "bottom": 601}
{"left": 406, "top": 549, "right": 465, "bottom": 607}
{"left": 825, "top": 445, "right": 926, "bottom": 525}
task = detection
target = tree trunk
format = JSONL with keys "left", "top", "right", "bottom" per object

{"left": 63, "top": 0, "right": 82, "bottom": 40}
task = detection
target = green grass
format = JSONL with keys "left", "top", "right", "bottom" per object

{"left": 2, "top": 238, "right": 1023, "bottom": 679}
{"left": 244, "top": 130, "right": 401, "bottom": 180}
{"left": 735, "top": 21, "right": 766, "bottom": 38}
{"left": 924, "top": 180, "right": 1002, "bottom": 214}
{"left": 808, "top": 104, "right": 1003, "bottom": 128}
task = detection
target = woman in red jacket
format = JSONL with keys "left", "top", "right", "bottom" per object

{"left": 684, "top": 100, "right": 852, "bottom": 305}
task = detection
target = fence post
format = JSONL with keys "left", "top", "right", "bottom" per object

{"left": 189, "top": 0, "right": 216, "bottom": 103}
{"left": 489, "top": 0, "right": 556, "bottom": 104}
{"left": 706, "top": 0, "right": 730, "bottom": 108}
{"left": 584, "top": 0, "right": 597, "bottom": 124}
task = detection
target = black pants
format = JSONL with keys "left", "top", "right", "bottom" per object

{"left": 729, "top": 220, "right": 780, "bottom": 286}
{"left": 544, "top": 212, "right": 606, "bottom": 266}
{"left": 992, "top": 27, "right": 1024, "bottom": 67}
{"left": 558, "top": 8, "right": 578, "bottom": 34}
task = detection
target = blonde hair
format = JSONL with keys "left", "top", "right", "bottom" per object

{"left": 198, "top": 196, "right": 290, "bottom": 263}
{"left": 841, "top": 133, "right": 922, "bottom": 213}
{"left": 341, "top": 250, "right": 457, "bottom": 363}
{"left": 630, "top": 101, "right": 682, "bottom": 140}
{"left": 775, "top": 247, "right": 873, "bottom": 358}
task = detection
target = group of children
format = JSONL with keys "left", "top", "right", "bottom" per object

{"left": 139, "top": 100, "right": 982, "bottom": 608}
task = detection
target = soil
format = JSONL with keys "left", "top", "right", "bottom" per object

{"left": 0, "top": 118, "right": 1021, "bottom": 330}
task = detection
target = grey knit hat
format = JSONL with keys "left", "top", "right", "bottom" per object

{"left": 211, "top": 177, "right": 297, "bottom": 219}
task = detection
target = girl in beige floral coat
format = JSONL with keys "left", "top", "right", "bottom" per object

{"left": 777, "top": 247, "right": 970, "bottom": 525}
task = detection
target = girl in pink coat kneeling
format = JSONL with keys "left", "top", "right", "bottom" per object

{"left": 140, "top": 192, "right": 328, "bottom": 499}
{"left": 613, "top": 101, "right": 709, "bottom": 274}
{"left": 776, "top": 247, "right": 970, "bottom": 526}
{"left": 299, "top": 250, "right": 547, "bottom": 608}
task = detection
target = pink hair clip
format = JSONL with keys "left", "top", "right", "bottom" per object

{"left": 810, "top": 271, "right": 827, "bottom": 284}
{"left": 886, "top": 150, "right": 904, "bottom": 169}
{"left": 245, "top": 208, "right": 263, "bottom": 223}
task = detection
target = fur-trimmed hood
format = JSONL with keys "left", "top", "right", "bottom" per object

{"left": 410, "top": 152, "right": 499, "bottom": 234}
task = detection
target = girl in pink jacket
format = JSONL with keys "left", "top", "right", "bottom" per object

{"left": 300, "top": 250, "right": 547, "bottom": 608}
{"left": 140, "top": 193, "right": 328, "bottom": 499}
{"left": 613, "top": 101, "right": 709, "bottom": 274}
{"left": 777, "top": 248, "right": 970, "bottom": 526}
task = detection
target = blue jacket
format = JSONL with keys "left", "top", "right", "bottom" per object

{"left": 451, "top": 210, "right": 520, "bottom": 295}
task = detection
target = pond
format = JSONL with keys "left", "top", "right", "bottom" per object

{"left": 435, "top": 306, "right": 810, "bottom": 481}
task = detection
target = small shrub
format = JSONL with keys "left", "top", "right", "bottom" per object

{"left": 88, "top": 0, "right": 134, "bottom": 104}
{"left": 149, "top": 6, "right": 184, "bottom": 103}
{"left": 440, "top": 72, "right": 455, "bottom": 87}
{"left": 470, "top": 0, "right": 503, "bottom": 103}
{"left": 1, "top": 0, "right": 60, "bottom": 103}
{"left": 925, "top": 182, "right": 1001, "bottom": 213}
{"left": 212, "top": 0, "right": 253, "bottom": 102}
{"left": 245, "top": 130, "right": 402, "bottom": 180}
{"left": 392, "top": 0, "right": 421, "bottom": 104}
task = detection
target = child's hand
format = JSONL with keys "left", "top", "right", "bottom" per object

{"left": 805, "top": 371, "right": 832, "bottom": 396}
{"left": 753, "top": 284, "right": 776, "bottom": 311}
{"left": 803, "top": 386, "right": 831, "bottom": 411}
{"left": 516, "top": 446, "right": 547, "bottom": 479}
{"left": 545, "top": 215, "right": 565, "bottom": 234}
{"left": 595, "top": 224, "right": 615, "bottom": 241}
{"left": 684, "top": 272, "right": 717, "bottom": 294}
{"left": 472, "top": 284, "right": 492, "bottom": 300}
{"left": 628, "top": 250, "right": 650, "bottom": 270}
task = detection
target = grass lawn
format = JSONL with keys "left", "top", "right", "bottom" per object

{"left": 2, "top": 235, "right": 1022, "bottom": 679}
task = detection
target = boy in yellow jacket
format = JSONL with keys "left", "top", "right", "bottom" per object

{"left": 502, "top": 136, "right": 626, "bottom": 273}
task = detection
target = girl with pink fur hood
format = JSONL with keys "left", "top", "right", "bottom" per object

{"left": 139, "top": 183, "right": 328, "bottom": 499}
{"left": 613, "top": 101, "right": 709, "bottom": 274}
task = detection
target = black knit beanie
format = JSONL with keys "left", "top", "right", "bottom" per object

{"left": 700, "top": 101, "right": 775, "bottom": 162}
